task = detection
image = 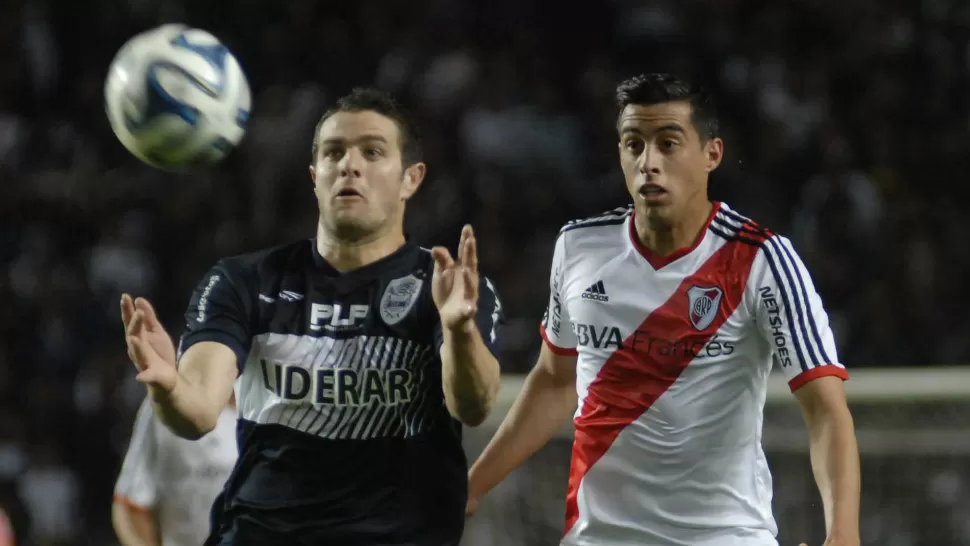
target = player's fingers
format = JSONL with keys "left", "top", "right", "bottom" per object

{"left": 126, "top": 310, "right": 144, "bottom": 339}
{"left": 462, "top": 227, "right": 478, "bottom": 273}
{"left": 135, "top": 368, "right": 155, "bottom": 384}
{"left": 128, "top": 336, "right": 151, "bottom": 372}
{"left": 451, "top": 271, "right": 476, "bottom": 318}
{"left": 461, "top": 301, "right": 478, "bottom": 320}
{"left": 131, "top": 335, "right": 161, "bottom": 364}
{"left": 135, "top": 297, "right": 163, "bottom": 332}
{"left": 120, "top": 294, "right": 134, "bottom": 328}
{"left": 126, "top": 338, "right": 137, "bottom": 364}
{"left": 462, "top": 267, "right": 478, "bottom": 302}
{"left": 457, "top": 228, "right": 467, "bottom": 265}
{"left": 135, "top": 367, "right": 165, "bottom": 386}
{"left": 430, "top": 247, "right": 455, "bottom": 271}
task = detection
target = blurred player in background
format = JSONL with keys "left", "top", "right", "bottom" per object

{"left": 112, "top": 394, "right": 237, "bottom": 546}
{"left": 120, "top": 87, "right": 503, "bottom": 546}
{"left": 467, "top": 73, "right": 860, "bottom": 546}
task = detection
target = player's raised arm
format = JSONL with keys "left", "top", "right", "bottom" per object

{"left": 432, "top": 225, "right": 503, "bottom": 427}
{"left": 122, "top": 260, "right": 248, "bottom": 439}
{"left": 750, "top": 234, "right": 860, "bottom": 545}
{"left": 466, "top": 231, "right": 579, "bottom": 512}
{"left": 112, "top": 399, "right": 162, "bottom": 546}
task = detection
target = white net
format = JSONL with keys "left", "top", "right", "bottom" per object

{"left": 460, "top": 368, "right": 970, "bottom": 546}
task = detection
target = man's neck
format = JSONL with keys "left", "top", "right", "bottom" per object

{"left": 316, "top": 222, "right": 406, "bottom": 273}
{"left": 635, "top": 200, "right": 714, "bottom": 257}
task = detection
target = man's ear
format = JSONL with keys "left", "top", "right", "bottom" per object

{"left": 310, "top": 165, "right": 320, "bottom": 196}
{"left": 705, "top": 138, "right": 724, "bottom": 172}
{"left": 401, "top": 162, "right": 426, "bottom": 201}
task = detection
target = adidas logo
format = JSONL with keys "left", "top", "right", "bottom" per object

{"left": 581, "top": 280, "right": 609, "bottom": 302}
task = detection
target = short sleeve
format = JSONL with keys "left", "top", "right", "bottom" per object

{"left": 177, "top": 260, "right": 252, "bottom": 373}
{"left": 434, "top": 273, "right": 505, "bottom": 358}
{"left": 750, "top": 235, "right": 848, "bottom": 392}
{"left": 539, "top": 233, "right": 578, "bottom": 355}
{"left": 113, "top": 398, "right": 159, "bottom": 510}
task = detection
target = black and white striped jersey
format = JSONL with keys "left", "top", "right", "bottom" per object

{"left": 177, "top": 238, "right": 503, "bottom": 546}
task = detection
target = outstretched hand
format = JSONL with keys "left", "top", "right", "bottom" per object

{"left": 431, "top": 224, "right": 480, "bottom": 332}
{"left": 121, "top": 294, "right": 179, "bottom": 394}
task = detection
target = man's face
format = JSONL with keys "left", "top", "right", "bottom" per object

{"left": 310, "top": 110, "right": 423, "bottom": 241}
{"left": 617, "top": 100, "right": 723, "bottom": 228}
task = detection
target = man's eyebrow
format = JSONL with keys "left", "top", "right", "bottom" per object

{"left": 619, "top": 124, "right": 687, "bottom": 137}
{"left": 320, "top": 135, "right": 389, "bottom": 145}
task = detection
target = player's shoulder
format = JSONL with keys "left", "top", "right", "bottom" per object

{"left": 556, "top": 205, "right": 632, "bottom": 249}
{"left": 708, "top": 202, "right": 806, "bottom": 265}
{"left": 709, "top": 202, "right": 789, "bottom": 246}
{"left": 410, "top": 243, "right": 436, "bottom": 272}
{"left": 559, "top": 205, "right": 632, "bottom": 234}
{"left": 214, "top": 239, "right": 314, "bottom": 286}
{"left": 411, "top": 242, "right": 496, "bottom": 285}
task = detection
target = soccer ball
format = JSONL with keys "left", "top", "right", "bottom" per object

{"left": 104, "top": 24, "right": 251, "bottom": 170}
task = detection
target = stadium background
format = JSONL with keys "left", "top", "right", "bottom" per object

{"left": 1, "top": 0, "right": 969, "bottom": 544}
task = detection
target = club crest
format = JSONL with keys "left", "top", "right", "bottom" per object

{"left": 380, "top": 274, "right": 423, "bottom": 326}
{"left": 687, "top": 285, "right": 723, "bottom": 331}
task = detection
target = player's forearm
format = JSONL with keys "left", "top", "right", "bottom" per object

{"left": 112, "top": 502, "right": 161, "bottom": 546}
{"left": 149, "top": 373, "right": 224, "bottom": 439}
{"left": 468, "top": 362, "right": 576, "bottom": 500}
{"left": 440, "top": 322, "right": 501, "bottom": 427}
{"left": 806, "top": 403, "right": 861, "bottom": 542}
{"left": 149, "top": 342, "right": 237, "bottom": 439}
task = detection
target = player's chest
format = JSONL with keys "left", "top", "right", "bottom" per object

{"left": 562, "top": 258, "right": 754, "bottom": 353}
{"left": 254, "top": 270, "right": 436, "bottom": 342}
{"left": 246, "top": 270, "right": 439, "bottom": 402}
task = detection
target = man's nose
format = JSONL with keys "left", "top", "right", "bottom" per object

{"left": 339, "top": 147, "right": 364, "bottom": 178}
{"left": 638, "top": 145, "right": 662, "bottom": 175}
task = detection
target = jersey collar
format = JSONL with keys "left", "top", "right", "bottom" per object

{"left": 628, "top": 202, "right": 721, "bottom": 270}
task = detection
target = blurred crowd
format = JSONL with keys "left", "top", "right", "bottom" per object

{"left": 1, "top": 0, "right": 969, "bottom": 543}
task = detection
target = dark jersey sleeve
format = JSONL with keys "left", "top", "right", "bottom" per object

{"left": 176, "top": 260, "right": 253, "bottom": 373}
{"left": 434, "top": 273, "right": 504, "bottom": 358}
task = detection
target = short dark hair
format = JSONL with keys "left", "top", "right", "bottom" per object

{"left": 311, "top": 87, "right": 423, "bottom": 166}
{"left": 614, "top": 73, "right": 719, "bottom": 142}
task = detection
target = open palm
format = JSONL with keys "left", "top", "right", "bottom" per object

{"left": 431, "top": 224, "right": 480, "bottom": 331}
{"left": 121, "top": 294, "right": 178, "bottom": 393}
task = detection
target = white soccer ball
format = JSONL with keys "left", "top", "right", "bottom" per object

{"left": 104, "top": 24, "right": 251, "bottom": 169}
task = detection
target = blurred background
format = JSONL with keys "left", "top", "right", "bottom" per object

{"left": 1, "top": 0, "right": 970, "bottom": 544}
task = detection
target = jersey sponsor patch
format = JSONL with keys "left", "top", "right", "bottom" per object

{"left": 196, "top": 273, "right": 221, "bottom": 323}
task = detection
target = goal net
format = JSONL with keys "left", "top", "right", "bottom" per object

{"left": 460, "top": 368, "right": 970, "bottom": 546}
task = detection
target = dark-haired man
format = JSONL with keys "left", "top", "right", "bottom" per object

{"left": 121, "top": 87, "right": 504, "bottom": 545}
{"left": 467, "top": 74, "right": 859, "bottom": 546}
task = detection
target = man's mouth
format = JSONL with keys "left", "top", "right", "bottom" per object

{"left": 335, "top": 187, "right": 363, "bottom": 199}
{"left": 639, "top": 184, "right": 667, "bottom": 201}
